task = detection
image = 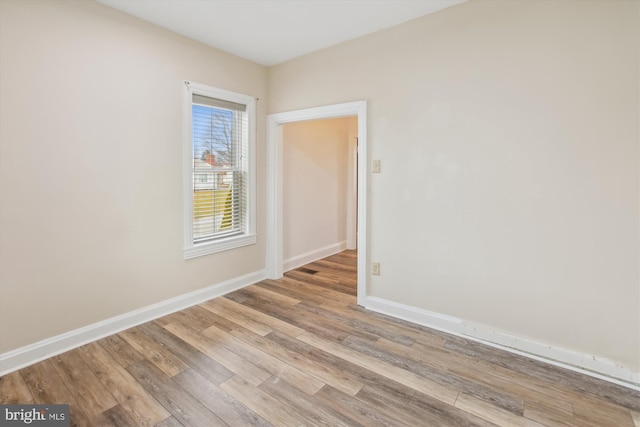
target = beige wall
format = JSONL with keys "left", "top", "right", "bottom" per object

{"left": 0, "top": 0, "right": 267, "bottom": 352}
{"left": 269, "top": 0, "right": 640, "bottom": 371}
{"left": 282, "top": 118, "right": 351, "bottom": 263}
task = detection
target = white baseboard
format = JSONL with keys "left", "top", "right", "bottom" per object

{"left": 364, "top": 296, "right": 640, "bottom": 391}
{"left": 283, "top": 241, "right": 346, "bottom": 272}
{"left": 0, "top": 269, "right": 268, "bottom": 376}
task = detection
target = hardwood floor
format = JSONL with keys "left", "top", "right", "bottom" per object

{"left": 1, "top": 250, "right": 638, "bottom": 426}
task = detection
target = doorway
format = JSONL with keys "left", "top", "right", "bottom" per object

{"left": 266, "top": 101, "right": 367, "bottom": 306}
{"left": 281, "top": 117, "right": 357, "bottom": 271}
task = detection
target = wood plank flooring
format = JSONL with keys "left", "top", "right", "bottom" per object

{"left": 1, "top": 250, "right": 639, "bottom": 426}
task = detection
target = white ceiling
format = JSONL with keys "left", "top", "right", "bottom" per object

{"left": 97, "top": 0, "right": 466, "bottom": 66}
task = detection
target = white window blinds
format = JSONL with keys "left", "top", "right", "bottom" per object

{"left": 191, "top": 93, "right": 248, "bottom": 244}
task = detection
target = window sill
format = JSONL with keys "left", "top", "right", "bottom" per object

{"left": 184, "top": 233, "right": 257, "bottom": 260}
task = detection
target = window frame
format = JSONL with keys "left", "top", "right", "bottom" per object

{"left": 183, "top": 81, "right": 257, "bottom": 259}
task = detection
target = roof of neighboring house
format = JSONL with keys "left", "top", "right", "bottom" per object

{"left": 193, "top": 158, "right": 213, "bottom": 171}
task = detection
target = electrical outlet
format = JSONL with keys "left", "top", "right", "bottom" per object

{"left": 372, "top": 262, "right": 380, "bottom": 275}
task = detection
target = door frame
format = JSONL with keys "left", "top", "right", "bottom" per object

{"left": 346, "top": 133, "right": 358, "bottom": 250}
{"left": 266, "top": 101, "right": 367, "bottom": 306}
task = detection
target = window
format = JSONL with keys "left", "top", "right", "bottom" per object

{"left": 183, "top": 82, "right": 256, "bottom": 259}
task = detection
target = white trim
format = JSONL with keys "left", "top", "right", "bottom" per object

{"left": 0, "top": 269, "right": 267, "bottom": 376}
{"left": 283, "top": 241, "right": 347, "bottom": 272}
{"left": 184, "top": 233, "right": 257, "bottom": 260}
{"left": 182, "top": 81, "right": 257, "bottom": 260}
{"left": 364, "top": 296, "right": 640, "bottom": 391}
{"left": 345, "top": 134, "right": 358, "bottom": 250}
{"left": 266, "top": 101, "right": 368, "bottom": 306}
{"left": 365, "top": 296, "right": 463, "bottom": 331}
